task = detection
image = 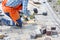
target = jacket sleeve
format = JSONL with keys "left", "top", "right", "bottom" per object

{"left": 6, "top": 0, "right": 22, "bottom": 7}
{"left": 22, "top": 0, "right": 28, "bottom": 15}
{"left": 6, "top": 0, "right": 15, "bottom": 7}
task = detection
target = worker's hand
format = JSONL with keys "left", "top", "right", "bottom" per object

{"left": 24, "top": 15, "right": 27, "bottom": 18}
{"left": 19, "top": 10, "right": 28, "bottom": 19}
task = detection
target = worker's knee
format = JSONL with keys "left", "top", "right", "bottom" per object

{"left": 16, "top": 18, "right": 22, "bottom": 27}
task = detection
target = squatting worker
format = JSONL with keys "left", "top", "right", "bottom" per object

{"left": 2, "top": 0, "right": 28, "bottom": 28}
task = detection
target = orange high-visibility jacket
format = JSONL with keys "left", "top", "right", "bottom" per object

{"left": 2, "top": 0, "right": 22, "bottom": 24}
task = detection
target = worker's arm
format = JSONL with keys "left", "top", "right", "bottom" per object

{"left": 22, "top": 0, "right": 28, "bottom": 15}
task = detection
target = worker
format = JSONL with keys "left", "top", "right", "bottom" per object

{"left": 2, "top": 0, "right": 28, "bottom": 28}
